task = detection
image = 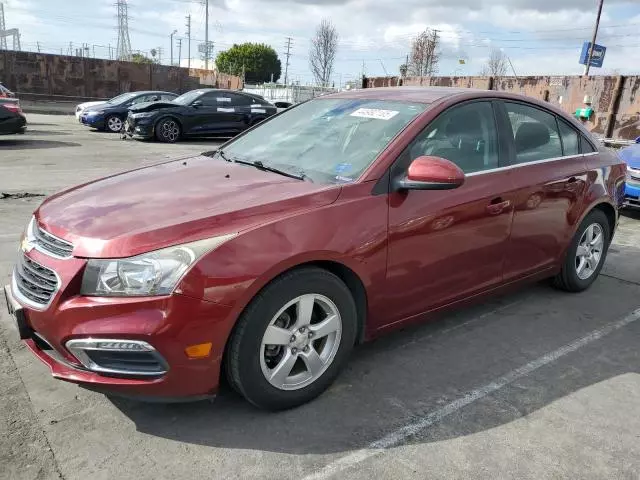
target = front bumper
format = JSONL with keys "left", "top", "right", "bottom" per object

{"left": 124, "top": 114, "right": 155, "bottom": 139}
{"left": 6, "top": 250, "right": 235, "bottom": 400}
{"left": 80, "top": 113, "right": 105, "bottom": 129}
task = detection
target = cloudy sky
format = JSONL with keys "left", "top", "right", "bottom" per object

{"left": 3, "top": 0, "right": 640, "bottom": 85}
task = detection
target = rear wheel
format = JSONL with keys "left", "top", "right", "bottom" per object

{"left": 105, "top": 115, "right": 123, "bottom": 133}
{"left": 553, "top": 209, "right": 610, "bottom": 292}
{"left": 155, "top": 118, "right": 181, "bottom": 143}
{"left": 225, "top": 267, "right": 357, "bottom": 410}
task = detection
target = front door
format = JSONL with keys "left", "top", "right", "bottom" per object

{"left": 384, "top": 100, "right": 516, "bottom": 324}
{"left": 197, "top": 92, "right": 246, "bottom": 134}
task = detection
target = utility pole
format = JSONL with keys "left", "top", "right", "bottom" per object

{"left": 170, "top": 30, "right": 177, "bottom": 66}
{"left": 177, "top": 38, "right": 182, "bottom": 67}
{"left": 428, "top": 29, "right": 439, "bottom": 77}
{"left": 156, "top": 46, "right": 163, "bottom": 64}
{"left": 204, "top": 0, "right": 210, "bottom": 70}
{"left": 185, "top": 15, "right": 192, "bottom": 69}
{"left": 283, "top": 36, "right": 293, "bottom": 85}
{"left": 584, "top": 0, "right": 604, "bottom": 76}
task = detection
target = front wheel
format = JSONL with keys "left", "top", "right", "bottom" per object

{"left": 155, "top": 118, "right": 181, "bottom": 143}
{"left": 225, "top": 267, "right": 357, "bottom": 410}
{"left": 553, "top": 209, "right": 611, "bottom": 292}
{"left": 105, "top": 115, "right": 124, "bottom": 133}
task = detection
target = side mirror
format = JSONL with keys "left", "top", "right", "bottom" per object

{"left": 192, "top": 100, "right": 203, "bottom": 108}
{"left": 394, "top": 156, "right": 465, "bottom": 191}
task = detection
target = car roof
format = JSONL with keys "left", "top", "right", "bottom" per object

{"left": 130, "top": 91, "right": 177, "bottom": 95}
{"left": 327, "top": 87, "right": 483, "bottom": 104}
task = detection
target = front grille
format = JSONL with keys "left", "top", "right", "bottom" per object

{"left": 14, "top": 254, "right": 59, "bottom": 307}
{"left": 33, "top": 223, "right": 73, "bottom": 258}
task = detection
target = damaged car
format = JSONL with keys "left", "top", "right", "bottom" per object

{"left": 124, "top": 88, "right": 277, "bottom": 143}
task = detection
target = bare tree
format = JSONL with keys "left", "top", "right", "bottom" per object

{"left": 309, "top": 19, "right": 339, "bottom": 87}
{"left": 408, "top": 29, "right": 440, "bottom": 77}
{"left": 480, "top": 49, "right": 508, "bottom": 77}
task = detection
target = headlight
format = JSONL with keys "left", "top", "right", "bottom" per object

{"left": 80, "top": 234, "right": 236, "bottom": 297}
{"left": 133, "top": 112, "right": 155, "bottom": 119}
{"left": 87, "top": 110, "right": 104, "bottom": 115}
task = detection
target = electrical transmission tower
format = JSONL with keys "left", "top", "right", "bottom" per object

{"left": 116, "top": 0, "right": 132, "bottom": 61}
{"left": 283, "top": 37, "right": 293, "bottom": 85}
{"left": 0, "top": 3, "right": 6, "bottom": 50}
{"left": 0, "top": 2, "right": 21, "bottom": 51}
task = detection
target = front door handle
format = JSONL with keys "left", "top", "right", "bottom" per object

{"left": 486, "top": 198, "right": 511, "bottom": 215}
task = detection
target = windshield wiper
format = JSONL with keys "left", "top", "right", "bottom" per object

{"left": 235, "top": 159, "right": 309, "bottom": 181}
{"left": 208, "top": 150, "right": 310, "bottom": 181}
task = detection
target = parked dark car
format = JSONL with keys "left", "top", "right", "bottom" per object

{"left": 5, "top": 87, "right": 625, "bottom": 411}
{"left": 0, "top": 102, "right": 26, "bottom": 135}
{"left": 80, "top": 91, "right": 178, "bottom": 133}
{"left": 124, "top": 89, "right": 277, "bottom": 143}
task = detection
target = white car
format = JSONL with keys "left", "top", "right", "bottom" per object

{"left": 75, "top": 101, "right": 106, "bottom": 120}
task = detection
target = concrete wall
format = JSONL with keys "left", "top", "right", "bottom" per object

{"left": 363, "top": 75, "right": 640, "bottom": 140}
{"left": 0, "top": 51, "right": 243, "bottom": 99}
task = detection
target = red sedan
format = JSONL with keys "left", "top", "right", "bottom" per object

{"left": 4, "top": 87, "right": 626, "bottom": 410}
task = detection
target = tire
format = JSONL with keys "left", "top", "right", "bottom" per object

{"left": 105, "top": 115, "right": 124, "bottom": 133}
{"left": 155, "top": 117, "right": 181, "bottom": 143}
{"left": 553, "top": 209, "right": 611, "bottom": 292}
{"left": 225, "top": 267, "right": 357, "bottom": 411}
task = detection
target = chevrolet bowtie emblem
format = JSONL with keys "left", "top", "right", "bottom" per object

{"left": 20, "top": 237, "right": 34, "bottom": 253}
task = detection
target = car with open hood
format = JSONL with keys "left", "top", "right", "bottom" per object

{"left": 5, "top": 87, "right": 625, "bottom": 410}
{"left": 124, "top": 88, "right": 277, "bottom": 143}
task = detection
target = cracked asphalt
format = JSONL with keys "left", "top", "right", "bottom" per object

{"left": 1, "top": 115, "right": 640, "bottom": 480}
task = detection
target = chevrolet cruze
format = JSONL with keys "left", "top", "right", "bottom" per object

{"left": 5, "top": 87, "right": 626, "bottom": 410}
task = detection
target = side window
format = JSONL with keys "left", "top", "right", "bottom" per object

{"left": 227, "top": 93, "right": 253, "bottom": 106}
{"left": 558, "top": 119, "right": 580, "bottom": 156}
{"left": 200, "top": 93, "right": 224, "bottom": 106}
{"left": 129, "top": 95, "right": 149, "bottom": 105}
{"left": 161, "top": 94, "right": 177, "bottom": 101}
{"left": 405, "top": 101, "right": 499, "bottom": 174}
{"left": 580, "top": 136, "right": 597, "bottom": 153}
{"left": 505, "top": 102, "right": 562, "bottom": 163}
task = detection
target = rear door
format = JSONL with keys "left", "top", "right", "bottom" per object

{"left": 385, "top": 100, "right": 517, "bottom": 321}
{"left": 498, "top": 101, "right": 589, "bottom": 281}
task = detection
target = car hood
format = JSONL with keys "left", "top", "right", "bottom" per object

{"left": 36, "top": 155, "right": 340, "bottom": 258}
{"left": 79, "top": 101, "right": 106, "bottom": 110}
{"left": 619, "top": 144, "right": 640, "bottom": 169}
{"left": 129, "top": 101, "right": 180, "bottom": 113}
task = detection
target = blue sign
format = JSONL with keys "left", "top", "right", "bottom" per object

{"left": 579, "top": 42, "right": 606, "bottom": 68}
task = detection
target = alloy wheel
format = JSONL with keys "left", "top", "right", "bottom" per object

{"left": 161, "top": 120, "right": 180, "bottom": 142}
{"left": 107, "top": 116, "right": 123, "bottom": 132}
{"left": 575, "top": 223, "right": 604, "bottom": 280}
{"left": 260, "top": 294, "right": 342, "bottom": 391}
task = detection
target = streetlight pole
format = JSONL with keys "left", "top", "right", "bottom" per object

{"left": 584, "top": 0, "right": 604, "bottom": 76}
{"left": 170, "top": 30, "right": 177, "bottom": 66}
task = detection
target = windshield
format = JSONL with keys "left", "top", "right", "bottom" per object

{"left": 107, "top": 92, "right": 137, "bottom": 105}
{"left": 221, "top": 98, "right": 427, "bottom": 184}
{"left": 173, "top": 90, "right": 205, "bottom": 105}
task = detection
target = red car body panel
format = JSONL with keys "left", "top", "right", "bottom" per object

{"left": 8, "top": 87, "right": 626, "bottom": 400}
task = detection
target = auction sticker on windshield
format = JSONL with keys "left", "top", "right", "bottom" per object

{"left": 350, "top": 108, "right": 399, "bottom": 120}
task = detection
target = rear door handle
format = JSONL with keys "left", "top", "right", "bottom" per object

{"left": 486, "top": 198, "right": 511, "bottom": 215}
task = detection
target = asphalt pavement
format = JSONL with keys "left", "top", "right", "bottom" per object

{"left": 1, "top": 115, "right": 640, "bottom": 480}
